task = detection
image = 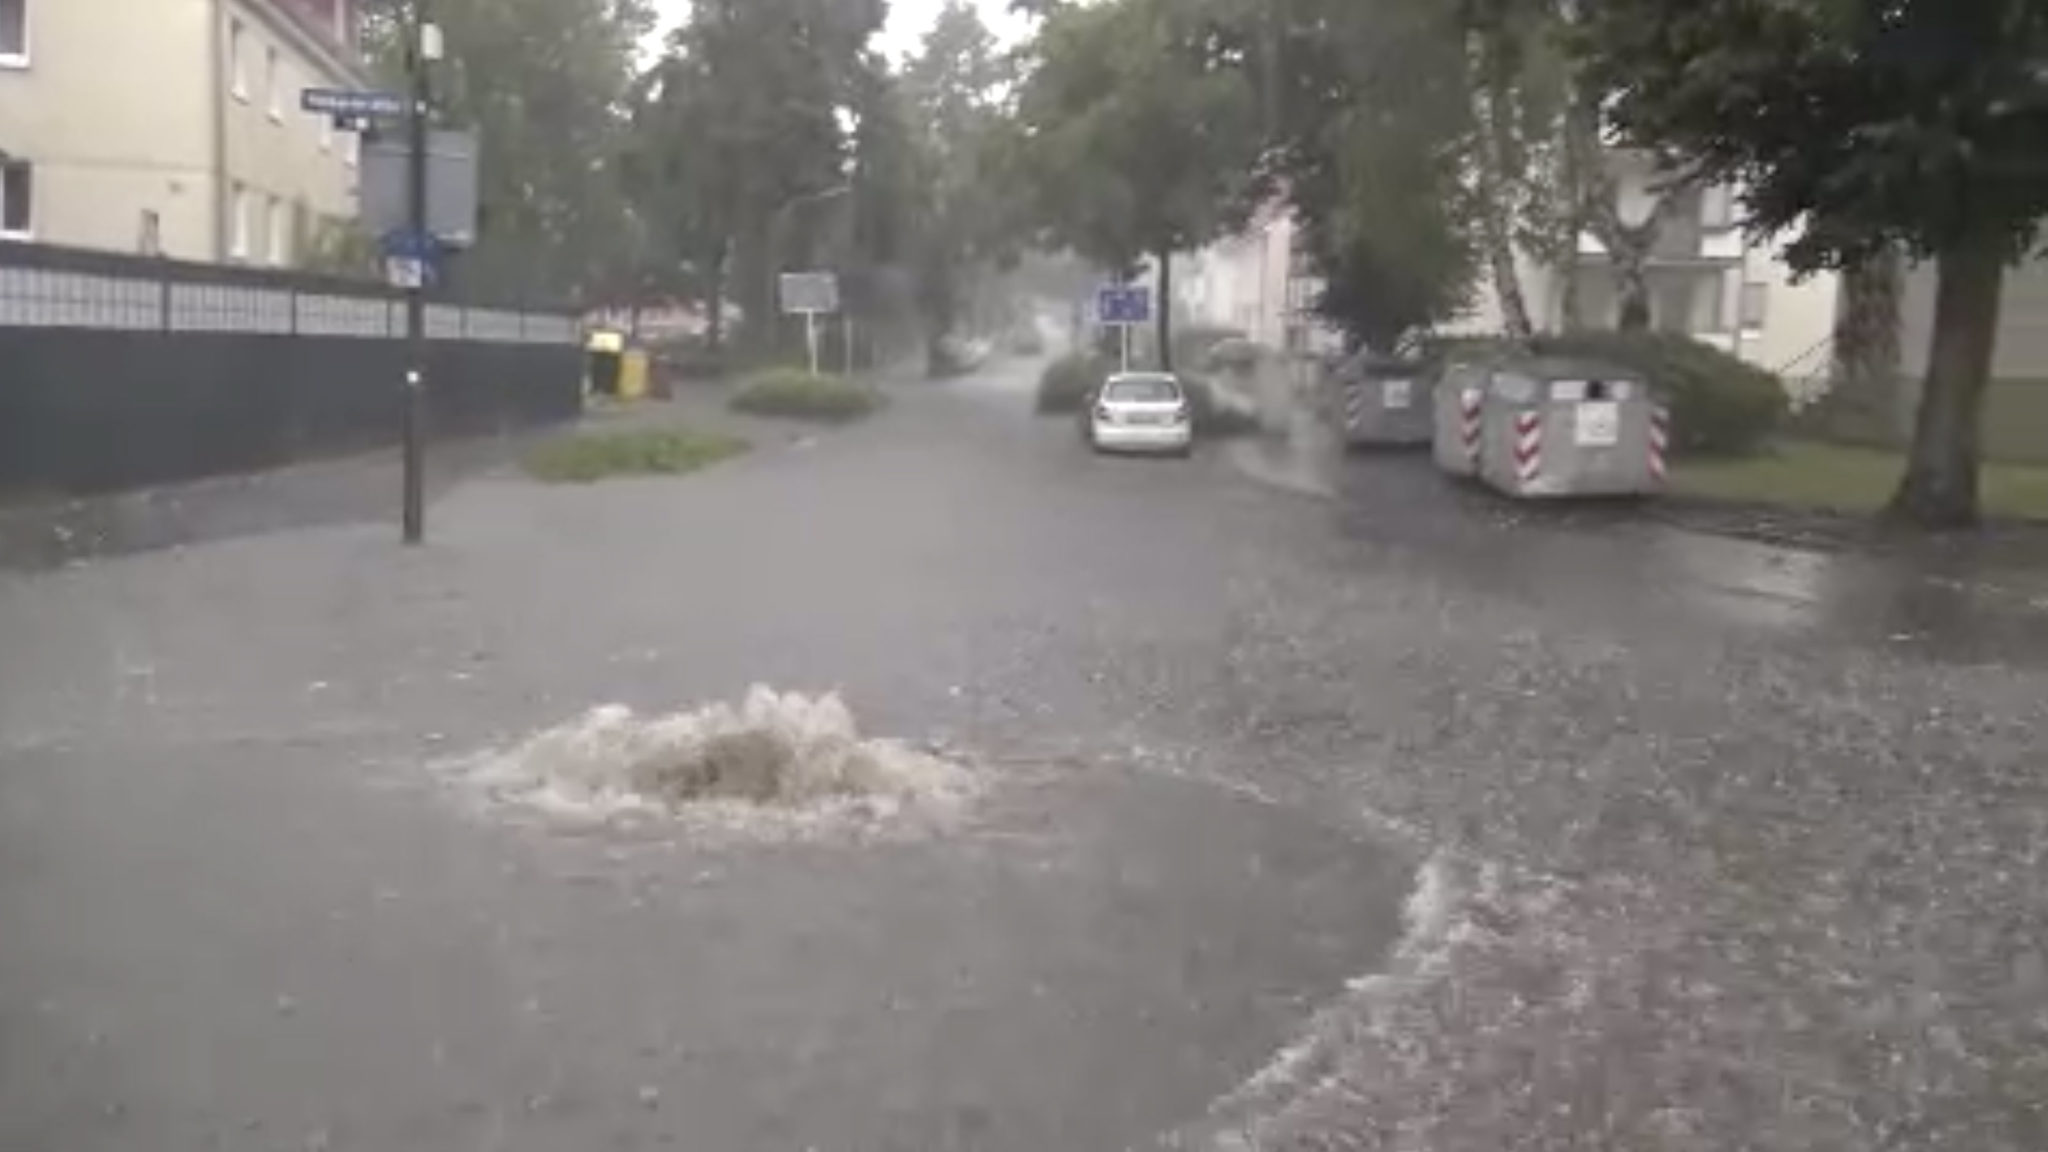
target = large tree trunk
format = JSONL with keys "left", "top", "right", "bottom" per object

{"left": 1887, "top": 230, "right": 2007, "bottom": 528}
{"left": 1156, "top": 249, "right": 1174, "bottom": 371}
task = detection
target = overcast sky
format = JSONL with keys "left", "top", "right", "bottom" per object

{"left": 647, "top": 0, "right": 1028, "bottom": 62}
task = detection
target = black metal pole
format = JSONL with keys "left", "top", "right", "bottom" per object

{"left": 402, "top": 0, "right": 430, "bottom": 545}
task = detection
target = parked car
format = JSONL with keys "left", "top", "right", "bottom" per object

{"left": 1084, "top": 373, "right": 1194, "bottom": 456}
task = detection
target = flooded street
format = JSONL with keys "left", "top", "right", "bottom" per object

{"left": 3, "top": 362, "right": 2045, "bottom": 1150}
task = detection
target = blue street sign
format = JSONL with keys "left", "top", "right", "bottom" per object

{"left": 379, "top": 228, "right": 441, "bottom": 260}
{"left": 302, "top": 88, "right": 408, "bottom": 119}
{"left": 1095, "top": 285, "right": 1152, "bottom": 326}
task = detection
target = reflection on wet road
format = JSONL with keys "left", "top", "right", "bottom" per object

{"left": 1228, "top": 390, "right": 2048, "bottom": 667}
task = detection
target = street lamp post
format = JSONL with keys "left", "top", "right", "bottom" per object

{"left": 401, "top": 1, "right": 440, "bottom": 545}
{"left": 769, "top": 183, "right": 851, "bottom": 372}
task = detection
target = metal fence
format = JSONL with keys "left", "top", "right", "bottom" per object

{"left": 0, "top": 241, "right": 579, "bottom": 345}
{"left": 0, "top": 241, "right": 585, "bottom": 497}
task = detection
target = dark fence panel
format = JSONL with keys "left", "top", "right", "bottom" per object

{"left": 0, "top": 241, "right": 583, "bottom": 498}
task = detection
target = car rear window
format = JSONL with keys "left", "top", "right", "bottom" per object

{"left": 1105, "top": 378, "right": 1180, "bottom": 402}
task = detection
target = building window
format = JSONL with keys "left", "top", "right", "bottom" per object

{"left": 229, "top": 18, "right": 247, "bottom": 101}
{"left": 1699, "top": 183, "right": 1736, "bottom": 231}
{"left": 139, "top": 209, "right": 163, "bottom": 256}
{"left": 269, "top": 196, "right": 289, "bottom": 265}
{"left": 0, "top": 158, "right": 31, "bottom": 237}
{"left": 0, "top": 0, "right": 28, "bottom": 65}
{"left": 231, "top": 184, "right": 252, "bottom": 259}
{"left": 267, "top": 48, "right": 283, "bottom": 120}
{"left": 1740, "top": 282, "right": 1770, "bottom": 331}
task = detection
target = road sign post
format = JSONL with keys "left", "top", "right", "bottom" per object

{"left": 1094, "top": 285, "right": 1152, "bottom": 372}
{"left": 779, "top": 272, "right": 842, "bottom": 376}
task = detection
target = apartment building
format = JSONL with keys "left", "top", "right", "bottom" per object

{"left": 1178, "top": 204, "right": 1345, "bottom": 356}
{"left": 0, "top": 0, "right": 367, "bottom": 264}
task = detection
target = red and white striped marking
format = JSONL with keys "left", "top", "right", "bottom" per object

{"left": 1513, "top": 411, "right": 1543, "bottom": 485}
{"left": 1648, "top": 406, "right": 1671, "bottom": 483}
{"left": 1459, "top": 389, "right": 1484, "bottom": 466}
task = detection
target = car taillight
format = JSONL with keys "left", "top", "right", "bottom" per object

{"left": 1095, "top": 404, "right": 1115, "bottom": 422}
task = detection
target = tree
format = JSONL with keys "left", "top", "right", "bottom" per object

{"left": 1247, "top": 0, "right": 1480, "bottom": 350}
{"left": 637, "top": 0, "right": 885, "bottom": 362}
{"left": 1014, "top": 0, "right": 1264, "bottom": 369}
{"left": 1577, "top": 0, "right": 2048, "bottom": 527}
{"left": 361, "top": 0, "right": 655, "bottom": 302}
{"left": 902, "top": 2, "right": 1023, "bottom": 373}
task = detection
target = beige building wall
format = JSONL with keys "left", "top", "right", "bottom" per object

{"left": 0, "top": 0, "right": 216, "bottom": 258}
{"left": 219, "top": 0, "right": 363, "bottom": 267}
{"left": 0, "top": 0, "right": 362, "bottom": 264}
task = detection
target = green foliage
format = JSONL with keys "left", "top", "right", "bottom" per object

{"left": 1237, "top": 0, "right": 1483, "bottom": 349}
{"left": 1171, "top": 326, "right": 1249, "bottom": 373}
{"left": 1013, "top": 0, "right": 1265, "bottom": 272}
{"left": 730, "top": 371, "right": 885, "bottom": 423}
{"left": 1530, "top": 332, "right": 1789, "bottom": 457}
{"left": 1181, "top": 376, "right": 1262, "bottom": 439}
{"left": 1576, "top": 0, "right": 2048, "bottom": 273}
{"left": 361, "top": 0, "right": 654, "bottom": 302}
{"left": 524, "top": 426, "right": 749, "bottom": 483}
{"left": 1035, "top": 354, "right": 1112, "bottom": 415}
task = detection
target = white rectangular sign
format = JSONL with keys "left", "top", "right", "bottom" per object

{"left": 1382, "top": 379, "right": 1413, "bottom": 410}
{"left": 1575, "top": 401, "right": 1621, "bottom": 447}
{"left": 779, "top": 272, "right": 841, "bottom": 315}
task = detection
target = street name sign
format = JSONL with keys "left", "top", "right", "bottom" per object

{"left": 301, "top": 89, "right": 408, "bottom": 119}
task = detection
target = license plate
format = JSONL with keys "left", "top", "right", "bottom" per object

{"left": 1575, "top": 401, "right": 1621, "bottom": 447}
{"left": 1382, "top": 379, "right": 1413, "bottom": 409}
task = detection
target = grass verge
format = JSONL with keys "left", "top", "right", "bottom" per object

{"left": 1671, "top": 440, "right": 2048, "bottom": 521}
{"left": 730, "top": 369, "right": 884, "bottom": 423}
{"left": 524, "top": 426, "right": 749, "bottom": 484}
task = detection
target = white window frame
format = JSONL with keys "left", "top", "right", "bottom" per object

{"left": 1740, "top": 282, "right": 1770, "bottom": 332}
{"left": 230, "top": 184, "right": 252, "bottom": 260}
{"left": 0, "top": 0, "right": 30, "bottom": 68}
{"left": 229, "top": 18, "right": 248, "bottom": 101}
{"left": 266, "top": 47, "right": 283, "bottom": 121}
{"left": 0, "top": 157, "right": 32, "bottom": 239}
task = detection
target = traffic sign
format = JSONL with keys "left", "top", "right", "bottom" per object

{"left": 302, "top": 88, "right": 407, "bottom": 119}
{"left": 1095, "top": 285, "right": 1151, "bottom": 326}
{"left": 779, "top": 272, "right": 841, "bottom": 315}
{"left": 384, "top": 256, "right": 430, "bottom": 290}
{"left": 379, "top": 228, "right": 439, "bottom": 259}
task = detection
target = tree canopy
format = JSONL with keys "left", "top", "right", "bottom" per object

{"left": 1578, "top": 0, "right": 2048, "bottom": 524}
{"left": 1013, "top": 0, "right": 1265, "bottom": 365}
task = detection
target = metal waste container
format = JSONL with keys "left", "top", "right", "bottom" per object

{"left": 1331, "top": 353, "right": 1432, "bottom": 447}
{"left": 1431, "top": 358, "right": 1495, "bottom": 477}
{"left": 1475, "top": 357, "right": 1667, "bottom": 498}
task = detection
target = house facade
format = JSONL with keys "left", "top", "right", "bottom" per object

{"left": 0, "top": 0, "right": 366, "bottom": 264}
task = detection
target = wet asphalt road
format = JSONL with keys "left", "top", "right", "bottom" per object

{"left": 4, "top": 360, "right": 2048, "bottom": 1151}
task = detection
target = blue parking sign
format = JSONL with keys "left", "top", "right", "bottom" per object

{"left": 1096, "top": 285, "right": 1152, "bottom": 325}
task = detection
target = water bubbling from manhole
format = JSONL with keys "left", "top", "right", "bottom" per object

{"left": 450, "top": 686, "right": 972, "bottom": 833}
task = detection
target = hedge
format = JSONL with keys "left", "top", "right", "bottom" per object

{"left": 730, "top": 370, "right": 884, "bottom": 423}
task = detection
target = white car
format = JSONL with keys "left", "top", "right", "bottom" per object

{"left": 1086, "top": 373, "right": 1194, "bottom": 456}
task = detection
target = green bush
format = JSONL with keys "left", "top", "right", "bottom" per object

{"left": 1528, "top": 332, "right": 1787, "bottom": 457}
{"left": 1183, "top": 376, "right": 1262, "bottom": 439}
{"left": 525, "top": 427, "right": 748, "bottom": 483}
{"left": 1036, "top": 354, "right": 1112, "bottom": 415}
{"left": 730, "top": 370, "right": 884, "bottom": 423}
{"left": 1171, "top": 325, "right": 1248, "bottom": 373}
